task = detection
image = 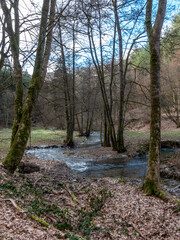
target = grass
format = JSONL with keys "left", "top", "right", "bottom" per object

{"left": 0, "top": 128, "right": 11, "bottom": 152}
{"left": 125, "top": 131, "right": 149, "bottom": 138}
{"left": 161, "top": 130, "right": 180, "bottom": 139}
{"left": 0, "top": 127, "right": 85, "bottom": 153}
{"left": 0, "top": 127, "right": 180, "bottom": 154}
{"left": 125, "top": 129, "right": 180, "bottom": 141}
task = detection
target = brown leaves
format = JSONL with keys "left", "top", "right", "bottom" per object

{"left": 0, "top": 154, "right": 180, "bottom": 239}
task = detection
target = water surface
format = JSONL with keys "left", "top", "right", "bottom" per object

{"left": 26, "top": 132, "right": 178, "bottom": 179}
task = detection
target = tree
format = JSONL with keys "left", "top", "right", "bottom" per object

{"left": 162, "top": 14, "right": 180, "bottom": 59}
{"left": 58, "top": 21, "right": 75, "bottom": 147}
{"left": 82, "top": 0, "right": 118, "bottom": 149}
{"left": 161, "top": 59, "right": 180, "bottom": 128}
{"left": 143, "top": 0, "right": 167, "bottom": 196}
{"left": 0, "top": 0, "right": 24, "bottom": 145}
{"left": 112, "top": 0, "right": 126, "bottom": 152}
{"left": 1, "top": 0, "right": 57, "bottom": 173}
{"left": 0, "top": 14, "right": 9, "bottom": 72}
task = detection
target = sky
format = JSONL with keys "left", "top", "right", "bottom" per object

{"left": 1, "top": 0, "right": 180, "bottom": 74}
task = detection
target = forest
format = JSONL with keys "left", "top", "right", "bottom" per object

{"left": 0, "top": 0, "right": 180, "bottom": 239}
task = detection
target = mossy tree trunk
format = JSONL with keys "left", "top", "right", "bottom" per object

{"left": 2, "top": 0, "right": 56, "bottom": 173}
{"left": 143, "top": 0, "right": 167, "bottom": 196}
{"left": 0, "top": 0, "right": 23, "bottom": 144}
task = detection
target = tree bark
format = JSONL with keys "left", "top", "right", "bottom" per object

{"left": 58, "top": 22, "right": 74, "bottom": 147}
{"left": 2, "top": 0, "right": 56, "bottom": 173}
{"left": 143, "top": 0, "right": 167, "bottom": 196}
{"left": 0, "top": 0, "right": 24, "bottom": 144}
{"left": 86, "top": 10, "right": 117, "bottom": 150}
{"left": 112, "top": 0, "right": 126, "bottom": 152}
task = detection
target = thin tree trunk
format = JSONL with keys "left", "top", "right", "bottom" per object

{"left": 0, "top": 0, "right": 24, "bottom": 145}
{"left": 87, "top": 16, "right": 117, "bottom": 150}
{"left": 112, "top": 0, "right": 126, "bottom": 152}
{"left": 58, "top": 22, "right": 74, "bottom": 147}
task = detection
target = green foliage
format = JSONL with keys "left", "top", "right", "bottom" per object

{"left": 163, "top": 14, "right": 180, "bottom": 58}
{"left": 54, "top": 220, "right": 73, "bottom": 231}
{"left": 0, "top": 177, "right": 73, "bottom": 231}
{"left": 0, "top": 67, "right": 14, "bottom": 91}
{"left": 118, "top": 178, "right": 127, "bottom": 184}
{"left": 130, "top": 45, "right": 150, "bottom": 75}
{"left": 64, "top": 233, "right": 86, "bottom": 240}
{"left": 77, "top": 188, "right": 111, "bottom": 236}
{"left": 173, "top": 200, "right": 180, "bottom": 214}
{"left": 0, "top": 68, "right": 31, "bottom": 92}
{"left": 22, "top": 71, "right": 31, "bottom": 88}
{"left": 0, "top": 181, "right": 17, "bottom": 198}
{"left": 119, "top": 228, "right": 129, "bottom": 236}
{"left": 0, "top": 173, "right": 114, "bottom": 238}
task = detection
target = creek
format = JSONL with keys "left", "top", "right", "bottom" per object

{"left": 26, "top": 132, "right": 179, "bottom": 179}
{"left": 26, "top": 132, "right": 180, "bottom": 198}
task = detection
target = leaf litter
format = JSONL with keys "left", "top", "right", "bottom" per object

{"left": 0, "top": 152, "right": 179, "bottom": 240}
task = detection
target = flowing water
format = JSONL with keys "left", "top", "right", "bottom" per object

{"left": 26, "top": 132, "right": 178, "bottom": 179}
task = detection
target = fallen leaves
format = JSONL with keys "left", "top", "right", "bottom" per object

{"left": 0, "top": 154, "right": 179, "bottom": 239}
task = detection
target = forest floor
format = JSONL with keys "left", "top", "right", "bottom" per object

{"left": 0, "top": 124, "right": 180, "bottom": 240}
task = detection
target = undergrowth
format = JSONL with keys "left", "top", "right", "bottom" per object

{"left": 0, "top": 176, "right": 112, "bottom": 239}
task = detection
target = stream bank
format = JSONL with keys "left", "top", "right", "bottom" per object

{"left": 0, "top": 131, "right": 180, "bottom": 239}
{"left": 25, "top": 132, "right": 180, "bottom": 198}
{"left": 0, "top": 154, "right": 179, "bottom": 240}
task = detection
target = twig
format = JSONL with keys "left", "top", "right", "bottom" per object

{"left": 66, "top": 186, "right": 79, "bottom": 203}
{"left": 4, "top": 198, "right": 50, "bottom": 227}
{"left": 174, "top": 185, "right": 180, "bottom": 190}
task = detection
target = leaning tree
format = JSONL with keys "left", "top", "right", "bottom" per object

{"left": 1, "top": 0, "right": 57, "bottom": 173}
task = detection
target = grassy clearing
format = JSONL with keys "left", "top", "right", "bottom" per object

{"left": 161, "top": 130, "right": 180, "bottom": 140}
{"left": 0, "top": 128, "right": 180, "bottom": 154}
{"left": 28, "top": 128, "right": 85, "bottom": 145}
{"left": 125, "top": 129, "right": 180, "bottom": 141}
{"left": 125, "top": 131, "right": 149, "bottom": 139}
{"left": 0, "top": 128, "right": 11, "bottom": 152}
{"left": 0, "top": 128, "right": 85, "bottom": 153}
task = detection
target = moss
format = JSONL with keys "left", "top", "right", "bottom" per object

{"left": 118, "top": 178, "right": 127, "bottom": 184}
{"left": 2, "top": 121, "right": 31, "bottom": 173}
{"left": 30, "top": 215, "right": 50, "bottom": 227}
{"left": 143, "top": 178, "right": 161, "bottom": 196}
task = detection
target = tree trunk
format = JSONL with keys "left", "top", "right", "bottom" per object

{"left": 112, "top": 0, "right": 126, "bottom": 152}
{"left": 59, "top": 22, "right": 74, "bottom": 147}
{"left": 103, "top": 108, "right": 111, "bottom": 147}
{"left": 0, "top": 0, "right": 24, "bottom": 145}
{"left": 143, "top": 0, "right": 167, "bottom": 196}
{"left": 87, "top": 15, "right": 117, "bottom": 150}
{"left": 144, "top": 41, "right": 161, "bottom": 194}
{"left": 2, "top": 0, "right": 56, "bottom": 173}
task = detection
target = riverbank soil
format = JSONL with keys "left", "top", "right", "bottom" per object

{"left": 0, "top": 153, "right": 180, "bottom": 239}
